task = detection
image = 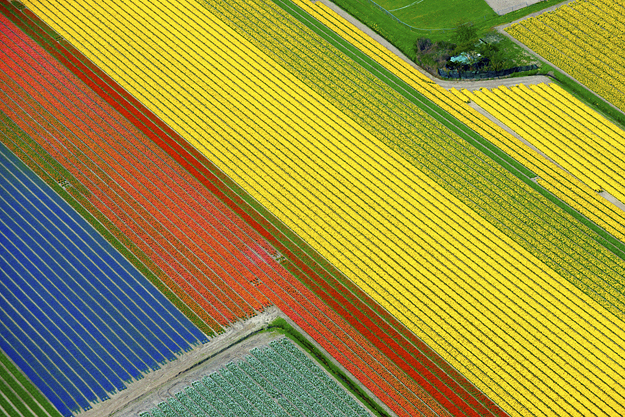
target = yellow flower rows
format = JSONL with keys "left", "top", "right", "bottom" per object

{"left": 506, "top": 0, "right": 625, "bottom": 112}
{"left": 24, "top": 0, "right": 625, "bottom": 416}
{"left": 208, "top": 0, "right": 625, "bottom": 324}
{"left": 457, "top": 84, "right": 625, "bottom": 204}
{"left": 298, "top": 0, "right": 625, "bottom": 243}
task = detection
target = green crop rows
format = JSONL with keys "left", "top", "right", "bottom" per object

{"left": 139, "top": 338, "right": 371, "bottom": 417}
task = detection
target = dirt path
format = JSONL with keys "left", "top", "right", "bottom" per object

{"left": 438, "top": 75, "right": 551, "bottom": 90}
{"left": 110, "top": 307, "right": 395, "bottom": 417}
{"left": 467, "top": 101, "right": 564, "bottom": 171}
{"left": 85, "top": 306, "right": 392, "bottom": 417}
{"left": 114, "top": 330, "right": 285, "bottom": 417}
{"left": 600, "top": 191, "right": 625, "bottom": 213}
{"left": 317, "top": 0, "right": 552, "bottom": 90}
{"left": 82, "top": 307, "right": 282, "bottom": 417}
{"left": 485, "top": 0, "right": 545, "bottom": 16}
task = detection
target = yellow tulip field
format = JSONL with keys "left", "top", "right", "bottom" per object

{"left": 18, "top": 0, "right": 625, "bottom": 416}
{"left": 506, "top": 0, "right": 625, "bottom": 112}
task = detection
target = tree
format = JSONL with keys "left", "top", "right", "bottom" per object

{"left": 452, "top": 20, "right": 478, "bottom": 54}
{"left": 479, "top": 42, "right": 506, "bottom": 70}
{"left": 416, "top": 37, "right": 432, "bottom": 53}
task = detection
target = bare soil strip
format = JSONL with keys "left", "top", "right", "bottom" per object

{"left": 484, "top": 0, "right": 545, "bottom": 16}
{"left": 86, "top": 307, "right": 392, "bottom": 417}
{"left": 469, "top": 100, "right": 625, "bottom": 213}
{"left": 83, "top": 307, "right": 281, "bottom": 417}
{"left": 600, "top": 191, "right": 625, "bottom": 214}
{"left": 439, "top": 76, "right": 551, "bottom": 90}
{"left": 466, "top": 100, "right": 561, "bottom": 171}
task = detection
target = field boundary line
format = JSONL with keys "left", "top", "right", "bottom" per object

{"left": 280, "top": 0, "right": 625, "bottom": 259}
{"left": 0, "top": 5, "right": 440, "bottom": 416}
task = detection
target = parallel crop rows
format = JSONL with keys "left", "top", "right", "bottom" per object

{"left": 457, "top": 83, "right": 625, "bottom": 206}
{"left": 208, "top": 0, "right": 625, "bottom": 330}
{"left": 0, "top": 135, "right": 207, "bottom": 416}
{"left": 139, "top": 339, "right": 370, "bottom": 417}
{"left": 0, "top": 4, "right": 450, "bottom": 416}
{"left": 0, "top": 349, "right": 62, "bottom": 417}
{"left": 21, "top": 0, "right": 625, "bottom": 416}
{"left": 506, "top": 0, "right": 625, "bottom": 112}
{"left": 300, "top": 0, "right": 625, "bottom": 256}
{"left": 0, "top": 11, "right": 272, "bottom": 333}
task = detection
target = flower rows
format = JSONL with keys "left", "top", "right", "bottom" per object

{"left": 297, "top": 0, "right": 625, "bottom": 249}
{"left": 461, "top": 83, "right": 625, "bottom": 203}
{"left": 23, "top": 0, "right": 625, "bottom": 415}
{"left": 506, "top": 0, "right": 625, "bottom": 112}
{"left": 257, "top": 259, "right": 427, "bottom": 416}
{"left": 0, "top": 115, "right": 212, "bottom": 333}
{"left": 182, "top": 0, "right": 625, "bottom": 415}
{"left": 0, "top": 10, "right": 281, "bottom": 334}
{"left": 11, "top": 1, "right": 625, "bottom": 416}
{"left": 1, "top": 5, "right": 450, "bottom": 417}
{"left": 457, "top": 85, "right": 625, "bottom": 317}
{"left": 140, "top": 339, "right": 370, "bottom": 417}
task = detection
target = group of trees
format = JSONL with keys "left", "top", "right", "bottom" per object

{"left": 414, "top": 21, "right": 509, "bottom": 75}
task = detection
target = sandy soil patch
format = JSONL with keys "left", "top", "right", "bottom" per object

{"left": 82, "top": 306, "right": 391, "bottom": 417}
{"left": 115, "top": 330, "right": 284, "bottom": 417}
{"left": 485, "top": 0, "right": 546, "bottom": 15}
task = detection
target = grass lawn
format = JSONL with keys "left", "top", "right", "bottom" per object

{"left": 328, "top": 0, "right": 567, "bottom": 54}
{"left": 388, "top": 0, "right": 495, "bottom": 30}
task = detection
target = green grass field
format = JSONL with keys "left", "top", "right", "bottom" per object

{"left": 379, "top": 0, "right": 495, "bottom": 30}
{"left": 329, "top": 0, "right": 566, "bottom": 50}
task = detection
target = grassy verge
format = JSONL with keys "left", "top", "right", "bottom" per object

{"left": 2, "top": 3, "right": 464, "bottom": 409}
{"left": 270, "top": 0, "right": 625, "bottom": 261}
{"left": 266, "top": 317, "right": 390, "bottom": 417}
{"left": 388, "top": 0, "right": 494, "bottom": 30}
{"left": 272, "top": 0, "right": 535, "bottom": 182}
{"left": 540, "top": 64, "right": 625, "bottom": 129}
{"left": 10, "top": 3, "right": 625, "bottom": 410}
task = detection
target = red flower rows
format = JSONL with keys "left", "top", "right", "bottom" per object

{"left": 0, "top": 3, "right": 510, "bottom": 417}
{"left": 0, "top": 15, "right": 276, "bottom": 329}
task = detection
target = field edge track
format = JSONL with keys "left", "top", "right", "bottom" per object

{"left": 0, "top": 8, "right": 435, "bottom": 417}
